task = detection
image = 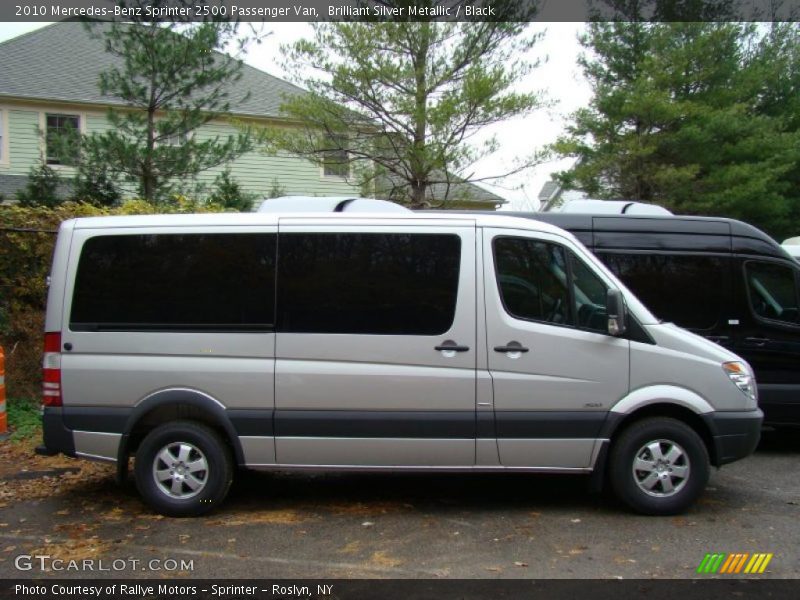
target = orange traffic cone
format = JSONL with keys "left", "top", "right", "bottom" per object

{"left": 0, "top": 346, "right": 7, "bottom": 440}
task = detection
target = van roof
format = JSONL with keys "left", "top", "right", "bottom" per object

{"left": 514, "top": 212, "right": 789, "bottom": 260}
{"left": 67, "top": 211, "right": 574, "bottom": 238}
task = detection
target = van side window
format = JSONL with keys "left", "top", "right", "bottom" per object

{"left": 569, "top": 253, "right": 610, "bottom": 333}
{"left": 277, "top": 233, "right": 461, "bottom": 335}
{"left": 597, "top": 253, "right": 726, "bottom": 330}
{"left": 71, "top": 234, "right": 276, "bottom": 331}
{"left": 746, "top": 261, "right": 800, "bottom": 325}
{"left": 493, "top": 237, "right": 571, "bottom": 326}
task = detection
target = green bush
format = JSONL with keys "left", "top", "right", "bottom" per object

{"left": 71, "top": 166, "right": 121, "bottom": 207}
{"left": 208, "top": 170, "right": 257, "bottom": 212}
{"left": 15, "top": 163, "right": 64, "bottom": 208}
{"left": 7, "top": 398, "right": 41, "bottom": 440}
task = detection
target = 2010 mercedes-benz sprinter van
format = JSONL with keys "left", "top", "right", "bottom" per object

{"left": 37, "top": 211, "right": 762, "bottom": 517}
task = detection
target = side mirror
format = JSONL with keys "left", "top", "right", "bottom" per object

{"left": 606, "top": 289, "right": 627, "bottom": 337}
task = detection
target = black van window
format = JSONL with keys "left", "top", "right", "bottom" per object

{"left": 71, "top": 234, "right": 276, "bottom": 331}
{"left": 494, "top": 237, "right": 571, "bottom": 326}
{"left": 746, "top": 261, "right": 800, "bottom": 325}
{"left": 597, "top": 253, "right": 725, "bottom": 330}
{"left": 277, "top": 233, "right": 461, "bottom": 335}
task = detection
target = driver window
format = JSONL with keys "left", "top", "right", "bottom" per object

{"left": 493, "top": 237, "right": 571, "bottom": 325}
{"left": 570, "top": 254, "right": 609, "bottom": 333}
{"left": 746, "top": 262, "right": 800, "bottom": 325}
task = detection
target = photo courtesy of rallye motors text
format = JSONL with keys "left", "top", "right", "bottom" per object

{"left": 13, "top": 584, "right": 332, "bottom": 597}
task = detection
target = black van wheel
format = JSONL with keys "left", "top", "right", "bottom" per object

{"left": 134, "top": 421, "right": 233, "bottom": 517}
{"left": 609, "top": 417, "right": 709, "bottom": 515}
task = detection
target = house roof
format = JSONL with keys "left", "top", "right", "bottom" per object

{"left": 0, "top": 21, "right": 305, "bottom": 119}
{"left": 377, "top": 171, "right": 506, "bottom": 207}
{"left": 426, "top": 180, "right": 506, "bottom": 207}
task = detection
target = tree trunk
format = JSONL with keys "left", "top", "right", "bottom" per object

{"left": 409, "top": 25, "right": 430, "bottom": 210}
{"left": 143, "top": 81, "right": 157, "bottom": 203}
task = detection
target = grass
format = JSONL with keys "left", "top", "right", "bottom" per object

{"left": 6, "top": 397, "right": 41, "bottom": 441}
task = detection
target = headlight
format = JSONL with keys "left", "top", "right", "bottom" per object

{"left": 723, "top": 361, "right": 757, "bottom": 402}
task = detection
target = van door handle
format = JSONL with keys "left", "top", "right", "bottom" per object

{"left": 744, "top": 337, "right": 770, "bottom": 347}
{"left": 435, "top": 341, "right": 470, "bottom": 352}
{"left": 494, "top": 342, "right": 529, "bottom": 353}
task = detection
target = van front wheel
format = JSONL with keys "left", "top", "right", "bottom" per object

{"left": 134, "top": 421, "right": 233, "bottom": 517}
{"left": 609, "top": 417, "right": 709, "bottom": 515}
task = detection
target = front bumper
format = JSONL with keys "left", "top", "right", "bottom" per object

{"left": 702, "top": 409, "right": 763, "bottom": 466}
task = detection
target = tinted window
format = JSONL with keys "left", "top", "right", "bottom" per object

{"left": 71, "top": 234, "right": 276, "bottom": 331}
{"left": 277, "top": 233, "right": 461, "bottom": 335}
{"left": 570, "top": 254, "right": 609, "bottom": 333}
{"left": 746, "top": 261, "right": 800, "bottom": 325}
{"left": 597, "top": 253, "right": 725, "bottom": 330}
{"left": 494, "top": 237, "right": 571, "bottom": 326}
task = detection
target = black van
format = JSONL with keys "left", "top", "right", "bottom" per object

{"left": 520, "top": 213, "right": 800, "bottom": 428}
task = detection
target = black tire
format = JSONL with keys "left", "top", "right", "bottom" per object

{"left": 134, "top": 421, "right": 233, "bottom": 517}
{"left": 609, "top": 417, "right": 710, "bottom": 516}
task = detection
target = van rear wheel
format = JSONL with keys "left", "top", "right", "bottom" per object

{"left": 134, "top": 421, "right": 233, "bottom": 517}
{"left": 609, "top": 417, "right": 709, "bottom": 515}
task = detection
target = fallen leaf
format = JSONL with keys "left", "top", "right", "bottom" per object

{"left": 514, "top": 561, "right": 529, "bottom": 568}
{"left": 367, "top": 551, "right": 402, "bottom": 568}
{"left": 337, "top": 541, "right": 361, "bottom": 554}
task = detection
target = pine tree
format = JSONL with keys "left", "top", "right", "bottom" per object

{"left": 77, "top": 4, "right": 256, "bottom": 204}
{"left": 555, "top": 22, "right": 800, "bottom": 239}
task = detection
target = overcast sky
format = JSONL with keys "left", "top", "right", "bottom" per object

{"left": 0, "top": 21, "right": 590, "bottom": 210}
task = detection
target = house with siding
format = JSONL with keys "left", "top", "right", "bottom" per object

{"left": 0, "top": 22, "right": 505, "bottom": 209}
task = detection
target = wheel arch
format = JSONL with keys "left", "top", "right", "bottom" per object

{"left": 118, "top": 389, "right": 245, "bottom": 469}
{"left": 603, "top": 388, "right": 719, "bottom": 467}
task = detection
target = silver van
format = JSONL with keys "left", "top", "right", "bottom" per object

{"left": 36, "top": 211, "right": 762, "bottom": 516}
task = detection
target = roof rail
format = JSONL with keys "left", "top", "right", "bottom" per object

{"left": 552, "top": 199, "right": 673, "bottom": 216}
{"left": 256, "top": 196, "right": 411, "bottom": 214}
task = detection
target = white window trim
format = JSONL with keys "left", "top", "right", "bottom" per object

{"left": 154, "top": 128, "right": 195, "bottom": 148}
{"left": 0, "top": 107, "right": 9, "bottom": 167}
{"left": 39, "top": 111, "right": 86, "bottom": 170}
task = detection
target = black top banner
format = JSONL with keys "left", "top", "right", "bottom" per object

{"left": 2, "top": 0, "right": 800, "bottom": 23}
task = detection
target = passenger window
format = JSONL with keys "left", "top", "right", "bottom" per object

{"left": 493, "top": 237, "right": 571, "bottom": 326}
{"left": 71, "top": 234, "right": 276, "bottom": 331}
{"left": 570, "top": 254, "right": 609, "bottom": 333}
{"left": 597, "top": 253, "right": 726, "bottom": 330}
{"left": 277, "top": 233, "right": 461, "bottom": 335}
{"left": 746, "top": 262, "right": 800, "bottom": 325}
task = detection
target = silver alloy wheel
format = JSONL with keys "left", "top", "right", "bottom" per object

{"left": 152, "top": 442, "right": 209, "bottom": 500}
{"left": 632, "top": 439, "right": 691, "bottom": 497}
